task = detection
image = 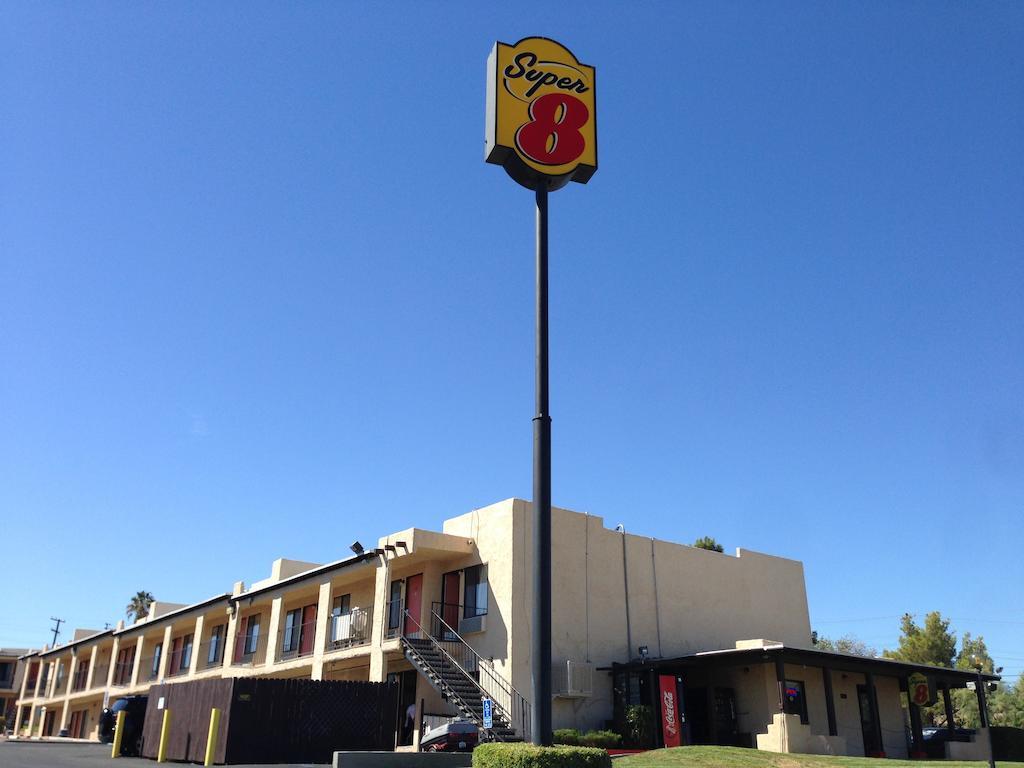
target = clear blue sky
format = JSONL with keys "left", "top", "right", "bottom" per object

{"left": 2, "top": 3, "right": 1022, "bottom": 681}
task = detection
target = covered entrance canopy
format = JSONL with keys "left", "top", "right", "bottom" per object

{"left": 612, "top": 642, "right": 1000, "bottom": 757}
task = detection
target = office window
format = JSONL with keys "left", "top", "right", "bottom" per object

{"left": 208, "top": 625, "right": 224, "bottom": 664}
{"left": 783, "top": 679, "right": 808, "bottom": 724}
{"left": 244, "top": 614, "right": 261, "bottom": 654}
{"left": 463, "top": 565, "right": 488, "bottom": 618}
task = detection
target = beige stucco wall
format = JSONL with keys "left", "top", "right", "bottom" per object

{"left": 444, "top": 499, "right": 812, "bottom": 734}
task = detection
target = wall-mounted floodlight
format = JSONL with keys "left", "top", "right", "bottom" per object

{"left": 350, "top": 541, "right": 364, "bottom": 555}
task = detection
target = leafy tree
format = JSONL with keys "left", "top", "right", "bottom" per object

{"left": 813, "top": 633, "right": 877, "bottom": 657}
{"left": 883, "top": 612, "right": 956, "bottom": 668}
{"left": 884, "top": 615, "right": 1024, "bottom": 729}
{"left": 693, "top": 536, "right": 723, "bottom": 553}
{"left": 126, "top": 590, "right": 154, "bottom": 622}
{"left": 950, "top": 633, "right": 998, "bottom": 728}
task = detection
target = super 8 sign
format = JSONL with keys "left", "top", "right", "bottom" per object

{"left": 485, "top": 37, "right": 597, "bottom": 191}
{"left": 908, "top": 672, "right": 935, "bottom": 707}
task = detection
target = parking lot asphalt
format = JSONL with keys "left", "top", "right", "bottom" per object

{"left": 0, "top": 740, "right": 329, "bottom": 768}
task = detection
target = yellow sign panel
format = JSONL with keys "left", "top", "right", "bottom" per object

{"left": 908, "top": 672, "right": 935, "bottom": 707}
{"left": 485, "top": 37, "right": 597, "bottom": 191}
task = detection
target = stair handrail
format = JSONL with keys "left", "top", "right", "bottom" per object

{"left": 427, "top": 609, "right": 531, "bottom": 741}
{"left": 402, "top": 609, "right": 530, "bottom": 742}
{"left": 430, "top": 609, "right": 531, "bottom": 704}
{"left": 401, "top": 611, "right": 498, "bottom": 727}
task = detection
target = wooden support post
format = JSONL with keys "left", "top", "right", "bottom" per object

{"left": 823, "top": 667, "right": 838, "bottom": 736}
{"left": 157, "top": 708, "right": 172, "bottom": 763}
{"left": 110, "top": 709, "right": 126, "bottom": 758}
{"left": 943, "top": 685, "right": 956, "bottom": 728}
{"left": 865, "top": 672, "right": 885, "bottom": 757}
{"left": 204, "top": 707, "right": 221, "bottom": 767}
{"left": 903, "top": 678, "right": 924, "bottom": 756}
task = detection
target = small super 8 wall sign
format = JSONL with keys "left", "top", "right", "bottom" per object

{"left": 485, "top": 37, "right": 597, "bottom": 191}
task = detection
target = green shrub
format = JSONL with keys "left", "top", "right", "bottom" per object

{"left": 552, "top": 728, "right": 582, "bottom": 745}
{"left": 624, "top": 704, "right": 653, "bottom": 747}
{"left": 473, "top": 742, "right": 611, "bottom": 768}
{"left": 580, "top": 730, "right": 621, "bottom": 748}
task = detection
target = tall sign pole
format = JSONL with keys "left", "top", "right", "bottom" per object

{"left": 485, "top": 37, "right": 597, "bottom": 747}
{"left": 533, "top": 180, "right": 551, "bottom": 746}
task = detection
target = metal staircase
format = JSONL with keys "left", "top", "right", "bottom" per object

{"left": 401, "top": 609, "right": 530, "bottom": 743}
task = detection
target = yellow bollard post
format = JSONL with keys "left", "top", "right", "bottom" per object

{"left": 156, "top": 708, "right": 172, "bottom": 763}
{"left": 204, "top": 707, "right": 221, "bottom": 767}
{"left": 110, "top": 710, "right": 126, "bottom": 758}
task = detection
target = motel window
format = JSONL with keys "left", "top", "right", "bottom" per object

{"left": 463, "top": 565, "right": 488, "bottom": 618}
{"left": 387, "top": 580, "right": 403, "bottom": 632}
{"left": 151, "top": 644, "right": 163, "bottom": 678}
{"left": 333, "top": 594, "right": 351, "bottom": 618}
{"left": 180, "top": 634, "right": 193, "bottom": 670}
{"left": 244, "top": 614, "right": 262, "bottom": 654}
{"left": 331, "top": 594, "right": 351, "bottom": 641}
{"left": 783, "top": 679, "right": 808, "bottom": 724}
{"left": 208, "top": 625, "right": 224, "bottom": 664}
{"left": 283, "top": 609, "right": 301, "bottom": 653}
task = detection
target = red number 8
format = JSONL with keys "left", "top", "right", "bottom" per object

{"left": 515, "top": 92, "right": 589, "bottom": 166}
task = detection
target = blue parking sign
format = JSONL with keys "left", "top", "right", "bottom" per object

{"left": 482, "top": 697, "right": 493, "bottom": 729}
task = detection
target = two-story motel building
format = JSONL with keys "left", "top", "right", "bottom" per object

{"left": 13, "top": 499, "right": 994, "bottom": 758}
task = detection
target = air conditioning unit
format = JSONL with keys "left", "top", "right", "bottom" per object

{"left": 458, "top": 614, "right": 486, "bottom": 635}
{"left": 332, "top": 611, "right": 368, "bottom": 642}
{"left": 554, "top": 660, "right": 593, "bottom": 698}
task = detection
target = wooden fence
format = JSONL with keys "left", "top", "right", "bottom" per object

{"left": 141, "top": 677, "right": 399, "bottom": 764}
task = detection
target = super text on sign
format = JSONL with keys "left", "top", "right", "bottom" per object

{"left": 485, "top": 37, "right": 597, "bottom": 190}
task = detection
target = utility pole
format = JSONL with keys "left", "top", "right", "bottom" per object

{"left": 49, "top": 617, "right": 64, "bottom": 647}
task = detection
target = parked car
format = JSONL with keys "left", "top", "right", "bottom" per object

{"left": 420, "top": 719, "right": 479, "bottom": 752}
{"left": 98, "top": 696, "right": 148, "bottom": 755}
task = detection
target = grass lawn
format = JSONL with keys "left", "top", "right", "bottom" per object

{"left": 615, "top": 746, "right": 1024, "bottom": 768}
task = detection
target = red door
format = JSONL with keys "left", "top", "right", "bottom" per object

{"left": 403, "top": 574, "right": 423, "bottom": 635}
{"left": 442, "top": 571, "right": 461, "bottom": 633}
{"left": 169, "top": 637, "right": 182, "bottom": 674}
{"left": 299, "top": 604, "right": 317, "bottom": 655}
{"left": 233, "top": 616, "right": 249, "bottom": 663}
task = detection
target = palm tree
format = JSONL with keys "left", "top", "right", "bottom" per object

{"left": 126, "top": 591, "right": 154, "bottom": 622}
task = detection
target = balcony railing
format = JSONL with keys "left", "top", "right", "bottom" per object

{"left": 324, "top": 607, "right": 373, "bottom": 653}
{"left": 139, "top": 656, "right": 162, "bottom": 682}
{"left": 197, "top": 639, "right": 226, "bottom": 670}
{"left": 24, "top": 677, "right": 38, "bottom": 694}
{"left": 111, "top": 660, "right": 134, "bottom": 687}
{"left": 91, "top": 664, "right": 109, "bottom": 689}
{"left": 278, "top": 620, "right": 317, "bottom": 661}
{"left": 71, "top": 666, "right": 90, "bottom": 692}
{"left": 231, "top": 631, "right": 268, "bottom": 667}
{"left": 166, "top": 659, "right": 191, "bottom": 678}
